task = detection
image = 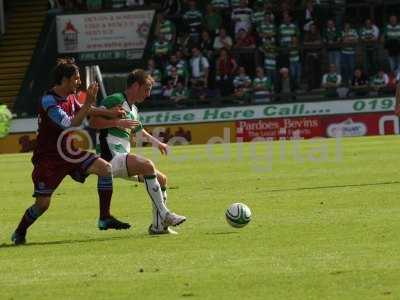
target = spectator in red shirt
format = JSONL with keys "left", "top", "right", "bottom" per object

{"left": 215, "top": 48, "right": 238, "bottom": 96}
{"left": 234, "top": 28, "right": 256, "bottom": 49}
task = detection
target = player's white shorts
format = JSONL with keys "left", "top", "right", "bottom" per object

{"left": 110, "top": 153, "right": 138, "bottom": 181}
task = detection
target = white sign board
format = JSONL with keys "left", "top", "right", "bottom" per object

{"left": 56, "top": 10, "right": 154, "bottom": 53}
{"left": 138, "top": 97, "right": 396, "bottom": 125}
{"left": 10, "top": 97, "right": 396, "bottom": 133}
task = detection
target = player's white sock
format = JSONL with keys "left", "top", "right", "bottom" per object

{"left": 144, "top": 175, "right": 169, "bottom": 220}
{"left": 152, "top": 187, "right": 167, "bottom": 230}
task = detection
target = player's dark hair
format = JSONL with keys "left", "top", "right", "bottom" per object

{"left": 126, "top": 69, "right": 154, "bottom": 88}
{"left": 53, "top": 57, "right": 79, "bottom": 85}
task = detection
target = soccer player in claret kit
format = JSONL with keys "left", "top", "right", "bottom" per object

{"left": 11, "top": 58, "right": 132, "bottom": 245}
{"left": 90, "top": 69, "right": 186, "bottom": 234}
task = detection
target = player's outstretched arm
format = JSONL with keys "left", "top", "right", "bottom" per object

{"left": 141, "top": 129, "right": 169, "bottom": 155}
{"left": 89, "top": 106, "right": 126, "bottom": 119}
{"left": 89, "top": 115, "right": 140, "bottom": 130}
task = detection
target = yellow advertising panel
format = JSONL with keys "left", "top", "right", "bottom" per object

{"left": 0, "top": 122, "right": 237, "bottom": 154}
{"left": 0, "top": 133, "right": 37, "bottom": 154}
{"left": 144, "top": 122, "right": 237, "bottom": 145}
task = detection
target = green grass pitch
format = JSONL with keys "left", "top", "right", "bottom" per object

{"left": 1, "top": 136, "right": 400, "bottom": 299}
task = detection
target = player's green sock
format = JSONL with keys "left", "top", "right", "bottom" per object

{"left": 144, "top": 175, "right": 169, "bottom": 220}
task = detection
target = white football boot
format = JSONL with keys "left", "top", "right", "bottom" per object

{"left": 162, "top": 212, "right": 186, "bottom": 227}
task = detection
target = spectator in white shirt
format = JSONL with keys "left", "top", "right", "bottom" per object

{"left": 190, "top": 47, "right": 210, "bottom": 100}
{"left": 213, "top": 28, "right": 233, "bottom": 51}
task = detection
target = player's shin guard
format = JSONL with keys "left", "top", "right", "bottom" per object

{"left": 15, "top": 204, "right": 45, "bottom": 235}
{"left": 144, "top": 175, "right": 169, "bottom": 220}
{"left": 98, "top": 176, "right": 113, "bottom": 219}
{"left": 152, "top": 187, "right": 168, "bottom": 230}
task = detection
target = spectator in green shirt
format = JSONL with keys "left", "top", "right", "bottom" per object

{"left": 257, "top": 13, "right": 276, "bottom": 53}
{"left": 323, "top": 19, "right": 341, "bottom": 75}
{"left": 155, "top": 13, "right": 176, "bottom": 43}
{"left": 360, "top": 18, "right": 379, "bottom": 77}
{"left": 145, "top": 58, "right": 163, "bottom": 99}
{"left": 204, "top": 4, "right": 222, "bottom": 36}
{"left": 165, "top": 53, "right": 189, "bottom": 86}
{"left": 252, "top": 1, "right": 265, "bottom": 29}
{"left": 151, "top": 33, "right": 173, "bottom": 66}
{"left": 340, "top": 22, "right": 359, "bottom": 85}
{"left": 370, "top": 69, "right": 389, "bottom": 96}
{"left": 233, "top": 66, "right": 252, "bottom": 102}
{"left": 381, "top": 15, "right": 400, "bottom": 73}
{"left": 279, "top": 12, "right": 301, "bottom": 87}
{"left": 171, "top": 81, "right": 190, "bottom": 107}
{"left": 322, "top": 63, "right": 342, "bottom": 98}
{"left": 183, "top": 0, "right": 203, "bottom": 43}
{"left": 252, "top": 66, "right": 273, "bottom": 103}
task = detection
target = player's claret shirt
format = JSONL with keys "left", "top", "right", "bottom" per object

{"left": 97, "top": 92, "right": 143, "bottom": 159}
{"left": 32, "top": 90, "right": 81, "bottom": 163}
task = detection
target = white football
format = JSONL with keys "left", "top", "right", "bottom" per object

{"left": 225, "top": 203, "right": 251, "bottom": 228}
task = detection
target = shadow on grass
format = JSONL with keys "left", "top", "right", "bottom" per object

{"left": 0, "top": 234, "right": 147, "bottom": 249}
{"left": 204, "top": 231, "right": 239, "bottom": 235}
{"left": 264, "top": 181, "right": 400, "bottom": 193}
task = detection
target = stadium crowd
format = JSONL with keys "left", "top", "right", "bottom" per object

{"left": 49, "top": 0, "right": 400, "bottom": 107}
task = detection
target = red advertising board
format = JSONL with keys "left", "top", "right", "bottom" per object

{"left": 323, "top": 113, "right": 397, "bottom": 137}
{"left": 236, "top": 113, "right": 398, "bottom": 141}
{"left": 236, "top": 117, "right": 324, "bottom": 141}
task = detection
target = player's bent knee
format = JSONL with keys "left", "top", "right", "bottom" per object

{"left": 87, "top": 158, "right": 112, "bottom": 177}
{"left": 103, "top": 162, "right": 112, "bottom": 177}
{"left": 141, "top": 159, "right": 156, "bottom": 175}
{"left": 97, "top": 161, "right": 112, "bottom": 177}
{"left": 157, "top": 171, "right": 167, "bottom": 186}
